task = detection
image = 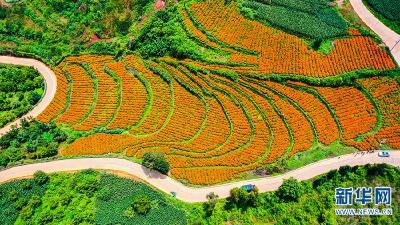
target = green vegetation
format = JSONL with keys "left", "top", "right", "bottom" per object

{"left": 0, "top": 64, "right": 43, "bottom": 128}
{"left": 95, "top": 173, "right": 186, "bottom": 225}
{"left": 364, "top": 0, "right": 400, "bottom": 34}
{"left": 257, "top": 142, "right": 356, "bottom": 176}
{"left": 132, "top": 6, "right": 198, "bottom": 58}
{"left": 131, "top": 6, "right": 219, "bottom": 60}
{"left": 15, "top": 170, "right": 98, "bottom": 224}
{"left": 0, "top": 120, "right": 67, "bottom": 167}
{"left": 0, "top": 0, "right": 154, "bottom": 64}
{"left": 190, "top": 164, "right": 400, "bottom": 224}
{"left": 0, "top": 164, "right": 398, "bottom": 224}
{"left": 0, "top": 0, "right": 229, "bottom": 63}
{"left": 0, "top": 174, "right": 48, "bottom": 224}
{"left": 142, "top": 152, "right": 170, "bottom": 174}
{"left": 239, "top": 0, "right": 348, "bottom": 40}
{"left": 132, "top": 194, "right": 152, "bottom": 215}
{"left": 0, "top": 170, "right": 186, "bottom": 225}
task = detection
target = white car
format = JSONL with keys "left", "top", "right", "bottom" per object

{"left": 378, "top": 151, "right": 390, "bottom": 157}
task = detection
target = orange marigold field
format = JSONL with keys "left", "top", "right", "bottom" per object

{"left": 125, "top": 56, "right": 172, "bottom": 135}
{"left": 314, "top": 86, "right": 377, "bottom": 142}
{"left": 105, "top": 62, "right": 148, "bottom": 129}
{"left": 143, "top": 64, "right": 206, "bottom": 143}
{"left": 31, "top": 0, "right": 399, "bottom": 186}
{"left": 41, "top": 53, "right": 399, "bottom": 185}
{"left": 264, "top": 81, "right": 339, "bottom": 145}
{"left": 74, "top": 60, "right": 119, "bottom": 131}
{"left": 357, "top": 77, "right": 400, "bottom": 149}
{"left": 37, "top": 0, "right": 400, "bottom": 186}
{"left": 55, "top": 63, "right": 95, "bottom": 125}
{"left": 171, "top": 165, "right": 257, "bottom": 185}
{"left": 37, "top": 67, "right": 69, "bottom": 123}
{"left": 187, "top": 1, "right": 396, "bottom": 77}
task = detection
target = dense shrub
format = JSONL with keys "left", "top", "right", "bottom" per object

{"left": 228, "top": 186, "right": 260, "bottom": 208}
{"left": 132, "top": 194, "right": 152, "bottom": 215}
{"left": 142, "top": 152, "right": 170, "bottom": 174}
{"left": 131, "top": 6, "right": 201, "bottom": 59}
{"left": 0, "top": 0, "right": 154, "bottom": 64}
{"left": 0, "top": 64, "right": 43, "bottom": 128}
{"left": 0, "top": 179, "right": 47, "bottom": 224}
{"left": 0, "top": 120, "right": 67, "bottom": 167}
{"left": 276, "top": 178, "right": 304, "bottom": 202}
{"left": 33, "top": 171, "right": 49, "bottom": 185}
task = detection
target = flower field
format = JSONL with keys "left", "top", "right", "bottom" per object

{"left": 37, "top": 52, "right": 399, "bottom": 184}
{"left": 35, "top": 0, "right": 400, "bottom": 185}
{"left": 55, "top": 63, "right": 96, "bottom": 125}
{"left": 37, "top": 66, "right": 69, "bottom": 123}
{"left": 185, "top": 0, "right": 396, "bottom": 77}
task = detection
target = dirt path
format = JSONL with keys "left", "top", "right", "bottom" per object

{"left": 349, "top": 0, "right": 400, "bottom": 66}
{"left": 0, "top": 151, "right": 398, "bottom": 202}
{"left": 0, "top": 56, "right": 57, "bottom": 136}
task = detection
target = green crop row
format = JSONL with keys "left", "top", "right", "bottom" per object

{"left": 365, "top": 0, "right": 400, "bottom": 21}
{"left": 240, "top": 0, "right": 348, "bottom": 40}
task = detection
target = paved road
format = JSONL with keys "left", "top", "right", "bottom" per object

{"left": 0, "top": 15, "right": 399, "bottom": 203}
{"left": 0, "top": 56, "right": 57, "bottom": 136}
{"left": 0, "top": 151, "right": 398, "bottom": 202}
{"left": 350, "top": 0, "right": 400, "bottom": 66}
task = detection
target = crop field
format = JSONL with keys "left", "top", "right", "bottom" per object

{"left": 365, "top": 0, "right": 400, "bottom": 22}
{"left": 184, "top": 1, "right": 396, "bottom": 77}
{"left": 34, "top": 0, "right": 400, "bottom": 185}
{"left": 39, "top": 60, "right": 399, "bottom": 185}
{"left": 364, "top": 0, "right": 400, "bottom": 34}
{"left": 240, "top": 0, "right": 349, "bottom": 39}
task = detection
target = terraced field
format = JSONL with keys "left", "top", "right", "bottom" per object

{"left": 184, "top": 1, "right": 396, "bottom": 76}
{"left": 37, "top": 0, "right": 400, "bottom": 185}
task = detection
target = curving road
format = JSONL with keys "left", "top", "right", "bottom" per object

{"left": 0, "top": 151, "right": 399, "bottom": 203}
{"left": 0, "top": 56, "right": 57, "bottom": 136}
{"left": 350, "top": 0, "right": 400, "bottom": 66}
{"left": 0, "top": 4, "right": 399, "bottom": 203}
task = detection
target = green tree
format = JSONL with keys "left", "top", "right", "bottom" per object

{"left": 33, "top": 171, "right": 49, "bottom": 185}
{"left": 227, "top": 186, "right": 259, "bottom": 208}
{"left": 203, "top": 192, "right": 219, "bottom": 216}
{"left": 132, "top": 194, "right": 152, "bottom": 215}
{"left": 142, "top": 152, "right": 170, "bottom": 174}
{"left": 276, "top": 178, "right": 303, "bottom": 202}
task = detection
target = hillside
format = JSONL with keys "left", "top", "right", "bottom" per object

{"left": 0, "top": 0, "right": 399, "bottom": 185}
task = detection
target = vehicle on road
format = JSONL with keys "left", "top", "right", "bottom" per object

{"left": 378, "top": 151, "right": 390, "bottom": 157}
{"left": 241, "top": 184, "right": 256, "bottom": 191}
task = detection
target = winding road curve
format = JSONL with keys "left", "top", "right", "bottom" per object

{"left": 0, "top": 56, "right": 57, "bottom": 136}
{"left": 350, "top": 0, "right": 400, "bottom": 65}
{"left": 0, "top": 151, "right": 399, "bottom": 202}
{"left": 1, "top": 4, "right": 400, "bottom": 203}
